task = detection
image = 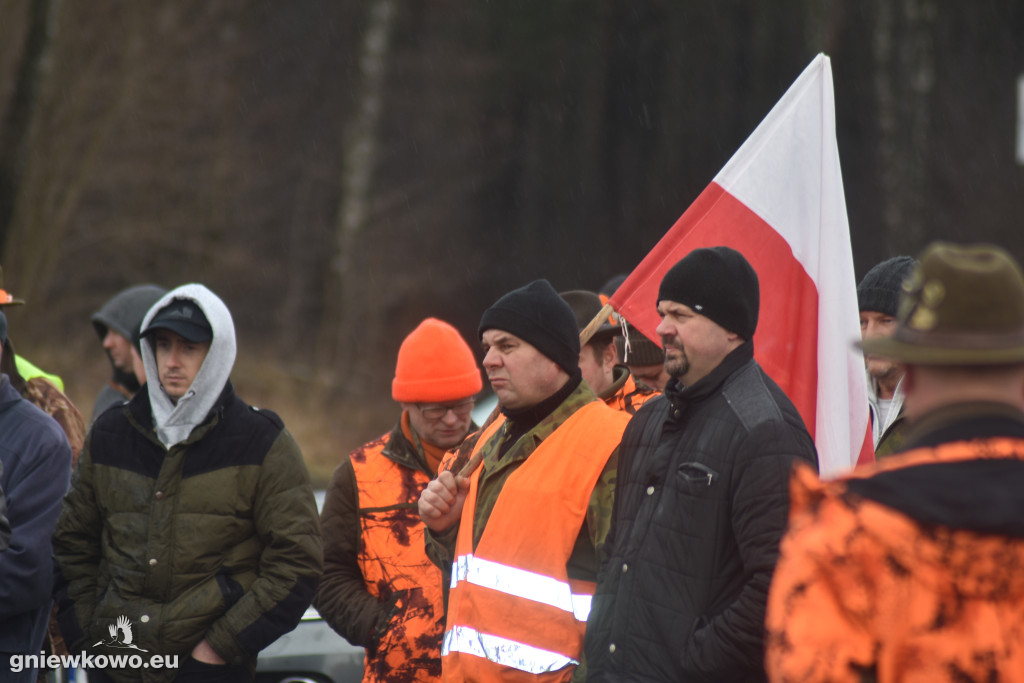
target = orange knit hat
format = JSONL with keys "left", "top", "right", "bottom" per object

{"left": 392, "top": 317, "right": 483, "bottom": 402}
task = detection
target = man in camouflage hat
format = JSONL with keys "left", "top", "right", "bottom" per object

{"left": 767, "top": 242, "right": 1024, "bottom": 682}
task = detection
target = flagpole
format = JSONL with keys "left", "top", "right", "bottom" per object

{"left": 579, "top": 303, "right": 615, "bottom": 347}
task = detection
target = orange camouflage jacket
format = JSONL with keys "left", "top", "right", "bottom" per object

{"left": 600, "top": 365, "right": 658, "bottom": 415}
{"left": 766, "top": 403, "right": 1024, "bottom": 683}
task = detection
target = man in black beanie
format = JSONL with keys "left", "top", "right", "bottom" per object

{"left": 419, "top": 279, "right": 631, "bottom": 682}
{"left": 857, "top": 255, "right": 917, "bottom": 457}
{"left": 584, "top": 247, "right": 818, "bottom": 683}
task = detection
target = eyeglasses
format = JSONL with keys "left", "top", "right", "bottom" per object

{"left": 416, "top": 399, "right": 476, "bottom": 420}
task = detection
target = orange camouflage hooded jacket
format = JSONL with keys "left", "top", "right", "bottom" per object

{"left": 766, "top": 403, "right": 1024, "bottom": 683}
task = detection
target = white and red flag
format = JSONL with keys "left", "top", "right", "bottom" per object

{"left": 609, "top": 54, "right": 872, "bottom": 477}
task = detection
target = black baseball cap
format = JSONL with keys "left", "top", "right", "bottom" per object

{"left": 141, "top": 298, "right": 212, "bottom": 343}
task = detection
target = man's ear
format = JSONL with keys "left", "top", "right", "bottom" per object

{"left": 602, "top": 341, "right": 617, "bottom": 369}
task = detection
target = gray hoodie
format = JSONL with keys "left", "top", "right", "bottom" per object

{"left": 139, "top": 284, "right": 237, "bottom": 448}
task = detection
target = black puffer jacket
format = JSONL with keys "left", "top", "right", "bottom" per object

{"left": 585, "top": 342, "right": 817, "bottom": 682}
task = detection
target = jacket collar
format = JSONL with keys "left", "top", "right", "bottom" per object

{"left": 846, "top": 401, "right": 1024, "bottom": 537}
{"left": 902, "top": 401, "right": 1024, "bottom": 450}
{"left": 383, "top": 416, "right": 444, "bottom": 477}
{"left": 599, "top": 365, "right": 629, "bottom": 401}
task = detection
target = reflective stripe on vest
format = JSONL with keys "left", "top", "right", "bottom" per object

{"left": 441, "top": 401, "right": 631, "bottom": 682}
{"left": 442, "top": 625, "right": 579, "bottom": 674}
{"left": 451, "top": 553, "right": 593, "bottom": 622}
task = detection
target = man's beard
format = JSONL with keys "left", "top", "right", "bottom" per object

{"left": 663, "top": 342, "right": 689, "bottom": 379}
{"left": 867, "top": 357, "right": 901, "bottom": 384}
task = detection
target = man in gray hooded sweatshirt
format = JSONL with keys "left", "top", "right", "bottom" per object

{"left": 54, "top": 284, "right": 322, "bottom": 683}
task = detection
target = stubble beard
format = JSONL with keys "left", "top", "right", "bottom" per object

{"left": 867, "top": 357, "right": 901, "bottom": 385}
{"left": 663, "top": 342, "right": 689, "bottom": 380}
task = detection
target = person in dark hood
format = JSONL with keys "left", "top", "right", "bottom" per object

{"left": 89, "top": 284, "right": 167, "bottom": 422}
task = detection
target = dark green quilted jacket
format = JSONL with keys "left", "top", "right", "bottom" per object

{"left": 53, "top": 382, "right": 322, "bottom": 682}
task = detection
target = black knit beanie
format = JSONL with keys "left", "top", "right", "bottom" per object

{"left": 658, "top": 247, "right": 759, "bottom": 339}
{"left": 479, "top": 279, "right": 580, "bottom": 375}
{"left": 857, "top": 255, "right": 917, "bottom": 316}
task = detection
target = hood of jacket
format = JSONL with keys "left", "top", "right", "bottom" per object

{"left": 140, "top": 284, "right": 236, "bottom": 448}
{"left": 91, "top": 284, "right": 169, "bottom": 342}
{"left": 91, "top": 284, "right": 168, "bottom": 389}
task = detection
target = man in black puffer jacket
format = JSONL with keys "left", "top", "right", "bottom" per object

{"left": 585, "top": 247, "right": 818, "bottom": 682}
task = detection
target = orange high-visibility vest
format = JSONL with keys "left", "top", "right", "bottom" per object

{"left": 352, "top": 441, "right": 445, "bottom": 682}
{"left": 442, "top": 401, "right": 629, "bottom": 682}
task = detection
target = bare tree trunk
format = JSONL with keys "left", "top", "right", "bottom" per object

{"left": 317, "top": 0, "right": 397, "bottom": 395}
{"left": 873, "top": 0, "right": 936, "bottom": 255}
{"left": 4, "top": 3, "right": 144, "bottom": 304}
{"left": 0, "top": 0, "right": 60, "bottom": 259}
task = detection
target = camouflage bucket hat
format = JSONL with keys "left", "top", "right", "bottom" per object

{"left": 859, "top": 242, "right": 1024, "bottom": 364}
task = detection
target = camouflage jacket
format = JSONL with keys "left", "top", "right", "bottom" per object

{"left": 600, "top": 365, "right": 659, "bottom": 415}
{"left": 767, "top": 402, "right": 1024, "bottom": 682}
{"left": 24, "top": 377, "right": 85, "bottom": 467}
{"left": 315, "top": 420, "right": 446, "bottom": 682}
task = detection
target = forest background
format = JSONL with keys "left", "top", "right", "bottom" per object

{"left": 1, "top": 1, "right": 1022, "bottom": 485}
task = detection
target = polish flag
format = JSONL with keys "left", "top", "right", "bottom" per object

{"left": 610, "top": 54, "right": 872, "bottom": 477}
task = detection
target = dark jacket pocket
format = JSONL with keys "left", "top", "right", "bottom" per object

{"left": 677, "top": 461, "right": 719, "bottom": 487}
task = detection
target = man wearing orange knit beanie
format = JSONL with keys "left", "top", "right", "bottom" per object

{"left": 315, "top": 317, "right": 482, "bottom": 683}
